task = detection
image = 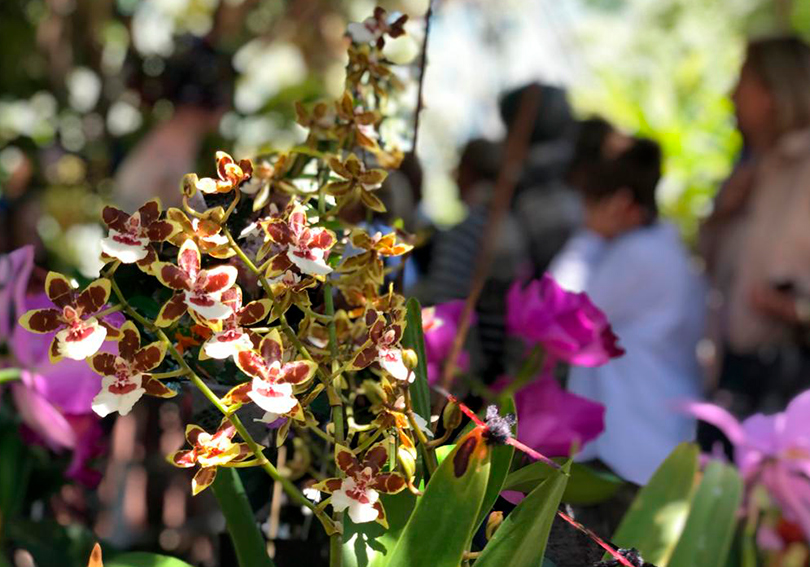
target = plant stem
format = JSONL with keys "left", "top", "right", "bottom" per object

{"left": 324, "top": 282, "right": 345, "bottom": 567}
{"left": 0, "top": 369, "right": 21, "bottom": 385}
{"left": 150, "top": 368, "right": 189, "bottom": 379}
{"left": 404, "top": 388, "right": 437, "bottom": 475}
{"left": 212, "top": 467, "right": 276, "bottom": 567}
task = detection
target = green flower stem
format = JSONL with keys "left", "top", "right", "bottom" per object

{"left": 107, "top": 275, "right": 336, "bottom": 535}
{"left": 324, "top": 283, "right": 345, "bottom": 567}
{"left": 150, "top": 368, "right": 189, "bottom": 379}
{"left": 96, "top": 304, "right": 124, "bottom": 318}
{"left": 0, "top": 369, "right": 21, "bottom": 385}
{"left": 353, "top": 427, "right": 383, "bottom": 454}
{"left": 212, "top": 467, "right": 276, "bottom": 567}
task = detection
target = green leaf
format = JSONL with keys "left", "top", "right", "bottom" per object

{"left": 667, "top": 461, "right": 743, "bottom": 567}
{"left": 0, "top": 428, "right": 31, "bottom": 528}
{"left": 385, "top": 430, "right": 491, "bottom": 567}
{"left": 609, "top": 443, "right": 699, "bottom": 566}
{"left": 211, "top": 468, "right": 275, "bottom": 567}
{"left": 475, "top": 396, "right": 516, "bottom": 531}
{"left": 504, "top": 461, "right": 624, "bottom": 506}
{"left": 475, "top": 461, "right": 570, "bottom": 567}
{"left": 105, "top": 552, "right": 195, "bottom": 567}
{"left": 342, "top": 491, "right": 417, "bottom": 567}
{"left": 402, "top": 298, "right": 430, "bottom": 423}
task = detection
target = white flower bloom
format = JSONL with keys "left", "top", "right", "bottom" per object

{"left": 184, "top": 292, "right": 234, "bottom": 321}
{"left": 100, "top": 230, "right": 150, "bottom": 263}
{"left": 331, "top": 476, "right": 380, "bottom": 524}
{"left": 287, "top": 248, "right": 332, "bottom": 277}
{"left": 56, "top": 318, "right": 107, "bottom": 360}
{"left": 202, "top": 330, "right": 253, "bottom": 360}
{"left": 92, "top": 372, "right": 145, "bottom": 417}
{"left": 378, "top": 347, "right": 412, "bottom": 382}
{"left": 247, "top": 377, "right": 298, "bottom": 415}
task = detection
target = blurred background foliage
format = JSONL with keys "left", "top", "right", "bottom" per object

{"left": 1, "top": 0, "right": 809, "bottom": 265}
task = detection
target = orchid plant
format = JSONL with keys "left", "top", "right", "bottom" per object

{"left": 5, "top": 6, "right": 801, "bottom": 567}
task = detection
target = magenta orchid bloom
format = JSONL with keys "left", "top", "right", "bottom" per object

{"left": 200, "top": 287, "right": 272, "bottom": 361}
{"left": 514, "top": 375, "right": 605, "bottom": 457}
{"left": 506, "top": 275, "right": 624, "bottom": 367}
{"left": 223, "top": 329, "right": 317, "bottom": 423}
{"left": 18, "top": 273, "right": 121, "bottom": 361}
{"left": 0, "top": 245, "right": 34, "bottom": 342}
{"left": 260, "top": 202, "right": 337, "bottom": 278}
{"left": 313, "top": 442, "right": 406, "bottom": 527}
{"left": 422, "top": 301, "right": 473, "bottom": 385}
{"left": 685, "top": 391, "right": 810, "bottom": 539}
{"left": 100, "top": 199, "right": 181, "bottom": 269}
{"left": 154, "top": 240, "right": 238, "bottom": 325}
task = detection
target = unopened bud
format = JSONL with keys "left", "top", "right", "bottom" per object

{"left": 402, "top": 348, "right": 418, "bottom": 370}
{"left": 485, "top": 511, "right": 504, "bottom": 541}
{"left": 442, "top": 400, "right": 463, "bottom": 432}
{"left": 181, "top": 173, "right": 198, "bottom": 198}
{"left": 397, "top": 445, "right": 417, "bottom": 480}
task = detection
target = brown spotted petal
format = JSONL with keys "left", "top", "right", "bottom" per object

{"left": 45, "top": 272, "right": 74, "bottom": 308}
{"left": 258, "top": 331, "right": 284, "bottom": 365}
{"left": 237, "top": 299, "right": 272, "bottom": 326}
{"left": 200, "top": 266, "right": 238, "bottom": 294}
{"left": 235, "top": 350, "right": 268, "bottom": 380}
{"left": 137, "top": 199, "right": 161, "bottom": 226}
{"left": 88, "top": 352, "right": 117, "bottom": 376}
{"left": 350, "top": 342, "right": 379, "bottom": 370}
{"left": 18, "top": 308, "right": 63, "bottom": 333}
{"left": 155, "top": 294, "right": 188, "bottom": 327}
{"left": 76, "top": 279, "right": 111, "bottom": 315}
{"left": 143, "top": 376, "right": 176, "bottom": 398}
{"left": 185, "top": 424, "right": 206, "bottom": 447}
{"left": 370, "top": 473, "right": 407, "bottom": 494}
{"left": 222, "top": 382, "right": 253, "bottom": 407}
{"left": 192, "top": 467, "right": 218, "bottom": 495}
{"left": 363, "top": 443, "right": 389, "bottom": 475}
{"left": 278, "top": 361, "right": 317, "bottom": 385}
{"left": 157, "top": 263, "right": 192, "bottom": 291}
{"left": 118, "top": 321, "right": 141, "bottom": 360}
{"left": 132, "top": 342, "right": 167, "bottom": 373}
{"left": 145, "top": 220, "right": 180, "bottom": 242}
{"left": 335, "top": 445, "right": 362, "bottom": 477}
{"left": 177, "top": 241, "right": 201, "bottom": 277}
{"left": 169, "top": 449, "right": 197, "bottom": 468}
{"left": 102, "top": 206, "right": 130, "bottom": 232}
{"left": 313, "top": 478, "right": 343, "bottom": 494}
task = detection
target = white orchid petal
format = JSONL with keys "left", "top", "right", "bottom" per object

{"left": 247, "top": 379, "right": 297, "bottom": 414}
{"left": 203, "top": 331, "right": 252, "bottom": 360}
{"left": 184, "top": 293, "right": 234, "bottom": 320}
{"left": 101, "top": 232, "right": 150, "bottom": 263}
{"left": 56, "top": 320, "right": 107, "bottom": 360}
{"left": 287, "top": 249, "right": 333, "bottom": 276}
{"left": 378, "top": 348, "right": 412, "bottom": 382}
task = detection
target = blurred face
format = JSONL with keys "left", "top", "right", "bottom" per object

{"left": 732, "top": 61, "right": 777, "bottom": 148}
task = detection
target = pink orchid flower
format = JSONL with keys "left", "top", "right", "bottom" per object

{"left": 154, "top": 240, "right": 238, "bottom": 325}
{"left": 0, "top": 245, "right": 34, "bottom": 342}
{"left": 506, "top": 274, "right": 624, "bottom": 367}
{"left": 100, "top": 199, "right": 181, "bottom": 267}
{"left": 421, "top": 301, "right": 473, "bottom": 385}
{"left": 199, "top": 287, "right": 272, "bottom": 361}
{"left": 685, "top": 391, "right": 810, "bottom": 539}
{"left": 18, "top": 273, "right": 121, "bottom": 361}
{"left": 313, "top": 442, "right": 406, "bottom": 526}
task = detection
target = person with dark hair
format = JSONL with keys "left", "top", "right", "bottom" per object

{"left": 549, "top": 136, "right": 706, "bottom": 485}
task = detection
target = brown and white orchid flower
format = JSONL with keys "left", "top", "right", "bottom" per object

{"left": 154, "top": 240, "right": 238, "bottom": 326}
{"left": 259, "top": 202, "right": 336, "bottom": 278}
{"left": 88, "top": 321, "right": 173, "bottom": 417}
{"left": 223, "top": 329, "right": 317, "bottom": 422}
{"left": 326, "top": 154, "right": 388, "bottom": 212}
{"left": 166, "top": 208, "right": 235, "bottom": 259}
{"left": 346, "top": 6, "right": 408, "bottom": 48}
{"left": 192, "top": 151, "right": 253, "bottom": 195}
{"left": 100, "top": 199, "right": 181, "bottom": 268}
{"left": 267, "top": 270, "right": 317, "bottom": 319}
{"left": 313, "top": 442, "right": 406, "bottom": 526}
{"left": 19, "top": 273, "right": 120, "bottom": 361}
{"left": 198, "top": 286, "right": 272, "bottom": 361}
{"left": 168, "top": 420, "right": 252, "bottom": 495}
{"left": 349, "top": 309, "right": 412, "bottom": 382}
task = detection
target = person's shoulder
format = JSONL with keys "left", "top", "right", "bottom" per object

{"left": 607, "top": 223, "right": 688, "bottom": 265}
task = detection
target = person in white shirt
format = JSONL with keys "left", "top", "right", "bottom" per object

{"left": 550, "top": 137, "right": 707, "bottom": 485}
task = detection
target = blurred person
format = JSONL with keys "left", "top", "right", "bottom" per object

{"left": 700, "top": 36, "right": 810, "bottom": 421}
{"left": 113, "top": 38, "right": 233, "bottom": 212}
{"left": 549, "top": 137, "right": 706, "bottom": 485}
{"left": 502, "top": 83, "right": 583, "bottom": 275}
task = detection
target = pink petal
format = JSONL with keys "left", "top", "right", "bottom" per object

{"left": 11, "top": 382, "right": 77, "bottom": 450}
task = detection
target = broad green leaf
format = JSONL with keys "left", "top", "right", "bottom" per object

{"left": 0, "top": 429, "right": 30, "bottom": 526}
{"left": 475, "top": 396, "right": 516, "bottom": 531}
{"left": 342, "top": 491, "right": 417, "bottom": 567}
{"left": 504, "top": 460, "right": 624, "bottom": 506}
{"left": 667, "top": 461, "right": 742, "bottom": 567}
{"left": 211, "top": 468, "right": 275, "bottom": 567}
{"left": 105, "top": 552, "right": 195, "bottom": 567}
{"left": 386, "top": 429, "right": 491, "bottom": 567}
{"left": 610, "top": 443, "right": 699, "bottom": 566}
{"left": 475, "top": 461, "right": 570, "bottom": 567}
{"left": 402, "top": 298, "right": 430, "bottom": 422}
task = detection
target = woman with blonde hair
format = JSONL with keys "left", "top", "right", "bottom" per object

{"left": 701, "top": 36, "right": 810, "bottom": 426}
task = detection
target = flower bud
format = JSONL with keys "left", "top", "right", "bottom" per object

{"left": 397, "top": 444, "right": 417, "bottom": 480}
{"left": 442, "top": 400, "right": 463, "bottom": 432}
{"left": 182, "top": 173, "right": 198, "bottom": 198}
{"left": 402, "top": 348, "right": 418, "bottom": 370}
{"left": 485, "top": 511, "right": 504, "bottom": 541}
